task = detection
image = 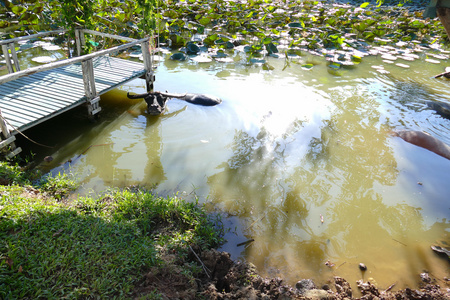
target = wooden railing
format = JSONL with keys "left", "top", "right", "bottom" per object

{"left": 0, "top": 29, "right": 154, "bottom": 158}
{"left": 0, "top": 29, "right": 153, "bottom": 89}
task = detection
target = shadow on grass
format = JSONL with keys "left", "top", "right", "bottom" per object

{"left": 0, "top": 189, "right": 222, "bottom": 299}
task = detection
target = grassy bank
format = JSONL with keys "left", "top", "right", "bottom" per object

{"left": 0, "top": 162, "right": 224, "bottom": 299}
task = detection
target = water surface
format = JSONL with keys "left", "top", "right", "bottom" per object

{"left": 25, "top": 51, "right": 450, "bottom": 291}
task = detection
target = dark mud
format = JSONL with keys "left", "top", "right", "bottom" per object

{"left": 134, "top": 249, "right": 450, "bottom": 299}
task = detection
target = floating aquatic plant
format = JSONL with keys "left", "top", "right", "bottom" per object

{"left": 155, "top": 0, "right": 447, "bottom": 74}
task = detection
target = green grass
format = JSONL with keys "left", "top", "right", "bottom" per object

{"left": 0, "top": 163, "right": 224, "bottom": 299}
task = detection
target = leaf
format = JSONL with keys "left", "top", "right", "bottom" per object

{"left": 265, "top": 42, "right": 278, "bottom": 54}
{"left": 196, "top": 25, "right": 205, "bottom": 34}
{"left": 53, "top": 228, "right": 64, "bottom": 237}
{"left": 88, "top": 40, "right": 99, "bottom": 47}
{"left": 262, "top": 63, "right": 274, "bottom": 70}
{"left": 18, "top": 265, "right": 23, "bottom": 273}
{"left": 262, "top": 37, "right": 272, "bottom": 45}
{"left": 186, "top": 42, "right": 200, "bottom": 54}
{"left": 5, "top": 257, "right": 13, "bottom": 268}
{"left": 11, "top": 5, "right": 26, "bottom": 15}
{"left": 199, "top": 17, "right": 211, "bottom": 26}
{"left": 0, "top": 20, "right": 10, "bottom": 28}
{"left": 360, "top": 2, "right": 370, "bottom": 9}
{"left": 351, "top": 55, "right": 362, "bottom": 63}
{"left": 170, "top": 52, "right": 187, "bottom": 61}
{"left": 288, "top": 22, "right": 304, "bottom": 29}
{"left": 301, "top": 64, "right": 314, "bottom": 70}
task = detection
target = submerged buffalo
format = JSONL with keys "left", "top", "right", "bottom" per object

{"left": 426, "top": 101, "right": 450, "bottom": 120}
{"left": 127, "top": 91, "right": 222, "bottom": 115}
{"left": 394, "top": 130, "right": 450, "bottom": 160}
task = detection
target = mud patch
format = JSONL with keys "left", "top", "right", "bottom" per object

{"left": 134, "top": 249, "right": 450, "bottom": 299}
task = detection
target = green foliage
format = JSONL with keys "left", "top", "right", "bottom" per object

{"left": 0, "top": 0, "right": 160, "bottom": 38}
{"left": 37, "top": 172, "right": 78, "bottom": 200}
{"left": 0, "top": 186, "right": 224, "bottom": 298}
{"left": 0, "top": 162, "right": 32, "bottom": 185}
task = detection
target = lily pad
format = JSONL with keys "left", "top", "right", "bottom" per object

{"left": 381, "top": 54, "right": 397, "bottom": 61}
{"left": 32, "top": 56, "right": 56, "bottom": 63}
{"left": 191, "top": 55, "right": 212, "bottom": 63}
{"left": 129, "top": 51, "right": 142, "bottom": 58}
{"left": 212, "top": 51, "right": 227, "bottom": 59}
{"left": 249, "top": 58, "right": 266, "bottom": 64}
{"left": 395, "top": 63, "right": 410, "bottom": 69}
{"left": 399, "top": 55, "right": 417, "bottom": 61}
{"left": 19, "top": 43, "right": 35, "bottom": 50}
{"left": 262, "top": 63, "right": 274, "bottom": 71}
{"left": 425, "top": 58, "right": 440, "bottom": 64}
{"left": 301, "top": 64, "right": 314, "bottom": 70}
{"left": 431, "top": 54, "right": 448, "bottom": 60}
{"left": 215, "top": 57, "right": 234, "bottom": 63}
{"left": 186, "top": 42, "right": 200, "bottom": 55}
{"left": 288, "top": 22, "right": 304, "bottom": 28}
{"left": 42, "top": 45, "right": 61, "bottom": 51}
{"left": 376, "top": 69, "right": 390, "bottom": 74}
{"left": 327, "top": 64, "right": 342, "bottom": 76}
{"left": 170, "top": 52, "right": 187, "bottom": 61}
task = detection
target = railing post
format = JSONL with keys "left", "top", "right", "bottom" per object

{"left": 81, "top": 58, "right": 101, "bottom": 118}
{"left": 9, "top": 44, "right": 20, "bottom": 72}
{"left": 1, "top": 43, "right": 20, "bottom": 73}
{"left": 0, "top": 109, "right": 21, "bottom": 159}
{"left": 141, "top": 39, "right": 155, "bottom": 92}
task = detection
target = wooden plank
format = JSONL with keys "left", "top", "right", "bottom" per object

{"left": 0, "top": 87, "right": 69, "bottom": 109}
{"left": 2, "top": 79, "right": 86, "bottom": 102}
{"left": 0, "top": 93, "right": 66, "bottom": 111}
{"left": 13, "top": 74, "right": 87, "bottom": 95}
{"left": 0, "top": 96, "right": 57, "bottom": 114}
{"left": 6, "top": 147, "right": 22, "bottom": 159}
{"left": 93, "top": 65, "right": 144, "bottom": 79}
{"left": 0, "top": 97, "right": 54, "bottom": 116}
{"left": 0, "top": 135, "right": 16, "bottom": 150}
{"left": 25, "top": 73, "right": 87, "bottom": 91}
{"left": 1, "top": 105, "right": 44, "bottom": 122}
{"left": 1, "top": 109, "right": 34, "bottom": 125}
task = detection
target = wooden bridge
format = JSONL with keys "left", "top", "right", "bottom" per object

{"left": 0, "top": 29, "right": 154, "bottom": 158}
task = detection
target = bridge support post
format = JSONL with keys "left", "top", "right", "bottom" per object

{"left": 0, "top": 109, "right": 21, "bottom": 159}
{"left": 81, "top": 58, "right": 101, "bottom": 118}
{"left": 141, "top": 40, "right": 155, "bottom": 92}
{"left": 1, "top": 43, "right": 21, "bottom": 73}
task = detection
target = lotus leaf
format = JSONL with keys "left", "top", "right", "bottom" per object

{"left": 170, "top": 52, "right": 187, "bottom": 61}
{"left": 186, "top": 42, "right": 200, "bottom": 54}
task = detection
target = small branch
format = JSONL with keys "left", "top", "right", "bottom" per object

{"left": 392, "top": 239, "right": 407, "bottom": 247}
{"left": 384, "top": 282, "right": 396, "bottom": 292}
{"left": 189, "top": 245, "right": 211, "bottom": 278}
{"left": 245, "top": 215, "right": 265, "bottom": 231}
{"left": 237, "top": 239, "right": 254, "bottom": 247}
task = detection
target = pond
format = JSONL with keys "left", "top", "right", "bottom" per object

{"left": 8, "top": 46, "right": 450, "bottom": 292}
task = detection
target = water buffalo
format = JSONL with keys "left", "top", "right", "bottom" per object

{"left": 394, "top": 130, "right": 450, "bottom": 160}
{"left": 127, "top": 91, "right": 222, "bottom": 115}
{"left": 426, "top": 101, "right": 450, "bottom": 120}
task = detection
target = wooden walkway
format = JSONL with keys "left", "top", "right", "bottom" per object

{"left": 0, "top": 56, "right": 146, "bottom": 131}
{"left": 0, "top": 29, "right": 154, "bottom": 158}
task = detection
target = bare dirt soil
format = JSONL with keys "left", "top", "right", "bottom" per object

{"left": 134, "top": 249, "right": 450, "bottom": 299}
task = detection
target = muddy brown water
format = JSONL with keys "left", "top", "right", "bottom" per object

{"left": 6, "top": 49, "right": 450, "bottom": 292}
